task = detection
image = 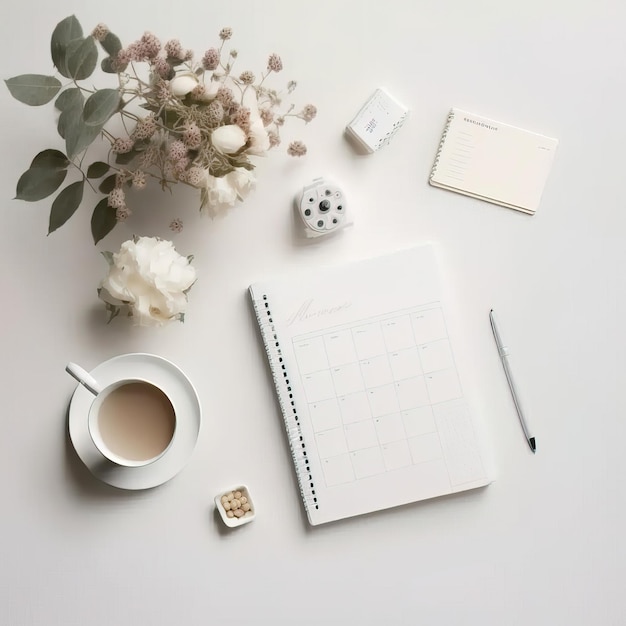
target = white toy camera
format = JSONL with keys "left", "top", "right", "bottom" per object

{"left": 295, "top": 178, "right": 349, "bottom": 238}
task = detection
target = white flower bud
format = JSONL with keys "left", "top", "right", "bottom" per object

{"left": 210, "top": 124, "right": 247, "bottom": 154}
{"left": 170, "top": 73, "right": 199, "bottom": 97}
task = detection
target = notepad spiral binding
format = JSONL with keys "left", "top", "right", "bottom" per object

{"left": 250, "top": 293, "right": 319, "bottom": 513}
{"left": 429, "top": 108, "right": 456, "bottom": 180}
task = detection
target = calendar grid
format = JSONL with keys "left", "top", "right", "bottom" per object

{"left": 292, "top": 303, "right": 466, "bottom": 488}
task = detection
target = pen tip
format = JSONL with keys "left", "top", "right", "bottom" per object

{"left": 529, "top": 437, "right": 536, "bottom": 453}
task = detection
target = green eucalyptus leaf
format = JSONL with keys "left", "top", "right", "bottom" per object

{"left": 57, "top": 89, "right": 84, "bottom": 139}
{"left": 30, "top": 149, "right": 69, "bottom": 170}
{"left": 51, "top": 15, "right": 83, "bottom": 77}
{"left": 66, "top": 36, "right": 98, "bottom": 80}
{"left": 99, "top": 174, "right": 117, "bottom": 194}
{"left": 101, "top": 57, "right": 116, "bottom": 74}
{"left": 48, "top": 180, "right": 84, "bottom": 234}
{"left": 66, "top": 117, "right": 102, "bottom": 158}
{"left": 16, "top": 167, "right": 67, "bottom": 202}
{"left": 91, "top": 197, "right": 117, "bottom": 244}
{"left": 83, "top": 89, "right": 120, "bottom": 126}
{"left": 62, "top": 94, "right": 104, "bottom": 159}
{"left": 101, "top": 32, "right": 122, "bottom": 57}
{"left": 87, "top": 161, "right": 110, "bottom": 178}
{"left": 55, "top": 87, "right": 83, "bottom": 111}
{"left": 5, "top": 74, "right": 62, "bottom": 106}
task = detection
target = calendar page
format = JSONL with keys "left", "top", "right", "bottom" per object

{"left": 250, "top": 244, "right": 493, "bottom": 525}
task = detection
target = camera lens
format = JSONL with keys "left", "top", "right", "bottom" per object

{"left": 319, "top": 199, "right": 331, "bottom": 212}
{"left": 317, "top": 219, "right": 324, "bottom": 228}
{"left": 337, "top": 205, "right": 343, "bottom": 211}
{"left": 304, "top": 209, "right": 311, "bottom": 217}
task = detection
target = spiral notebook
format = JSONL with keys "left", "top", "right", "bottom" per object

{"left": 249, "top": 245, "right": 493, "bottom": 525}
{"left": 429, "top": 108, "right": 558, "bottom": 215}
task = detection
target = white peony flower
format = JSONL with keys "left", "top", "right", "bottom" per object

{"left": 211, "top": 124, "right": 247, "bottom": 154}
{"left": 170, "top": 72, "right": 199, "bottom": 97}
{"left": 99, "top": 237, "right": 196, "bottom": 326}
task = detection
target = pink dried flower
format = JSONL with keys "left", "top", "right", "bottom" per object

{"left": 168, "top": 140, "right": 187, "bottom": 163}
{"left": 202, "top": 47, "right": 220, "bottom": 70}
{"left": 169, "top": 218, "right": 183, "bottom": 233}
{"left": 112, "top": 137, "right": 134, "bottom": 154}
{"left": 268, "top": 130, "right": 280, "bottom": 148}
{"left": 191, "top": 84, "right": 206, "bottom": 100}
{"left": 171, "top": 157, "right": 190, "bottom": 179}
{"left": 154, "top": 80, "right": 172, "bottom": 103}
{"left": 115, "top": 207, "right": 130, "bottom": 222}
{"left": 165, "top": 39, "right": 184, "bottom": 59}
{"left": 186, "top": 167, "right": 206, "bottom": 187}
{"left": 141, "top": 32, "right": 161, "bottom": 59}
{"left": 219, "top": 27, "right": 233, "bottom": 41}
{"left": 182, "top": 123, "right": 202, "bottom": 149}
{"left": 115, "top": 171, "right": 131, "bottom": 186}
{"left": 92, "top": 24, "right": 109, "bottom": 41}
{"left": 275, "top": 116, "right": 285, "bottom": 127}
{"left": 300, "top": 104, "right": 317, "bottom": 123}
{"left": 232, "top": 106, "right": 251, "bottom": 131}
{"left": 267, "top": 53, "right": 283, "bottom": 72}
{"left": 216, "top": 86, "right": 234, "bottom": 107}
{"left": 108, "top": 188, "right": 126, "bottom": 209}
{"left": 132, "top": 114, "right": 157, "bottom": 141}
{"left": 260, "top": 108, "right": 274, "bottom": 126}
{"left": 287, "top": 140, "right": 307, "bottom": 157}
{"left": 239, "top": 70, "right": 255, "bottom": 85}
{"left": 132, "top": 170, "right": 147, "bottom": 189}
{"left": 151, "top": 56, "right": 171, "bottom": 80}
{"left": 184, "top": 49, "right": 194, "bottom": 61}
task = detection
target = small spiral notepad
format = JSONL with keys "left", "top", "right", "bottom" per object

{"left": 429, "top": 108, "right": 559, "bottom": 215}
{"left": 249, "top": 245, "right": 493, "bottom": 525}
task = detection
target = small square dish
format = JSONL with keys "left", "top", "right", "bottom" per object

{"left": 215, "top": 484, "right": 256, "bottom": 527}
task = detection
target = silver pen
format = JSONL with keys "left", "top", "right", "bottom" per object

{"left": 489, "top": 309, "right": 536, "bottom": 453}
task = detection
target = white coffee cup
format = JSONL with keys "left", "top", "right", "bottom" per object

{"left": 67, "top": 363, "right": 177, "bottom": 468}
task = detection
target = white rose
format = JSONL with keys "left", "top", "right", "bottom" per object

{"left": 227, "top": 168, "right": 256, "bottom": 200}
{"left": 99, "top": 237, "right": 196, "bottom": 326}
{"left": 170, "top": 73, "right": 198, "bottom": 97}
{"left": 211, "top": 124, "right": 247, "bottom": 154}
{"left": 247, "top": 118, "right": 270, "bottom": 156}
{"left": 203, "top": 174, "right": 239, "bottom": 217}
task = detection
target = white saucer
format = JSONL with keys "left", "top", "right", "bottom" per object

{"left": 68, "top": 353, "right": 202, "bottom": 490}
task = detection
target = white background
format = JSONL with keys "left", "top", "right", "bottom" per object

{"left": 0, "top": 1, "right": 623, "bottom": 624}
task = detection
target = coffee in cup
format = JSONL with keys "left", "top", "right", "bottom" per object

{"left": 88, "top": 379, "right": 176, "bottom": 467}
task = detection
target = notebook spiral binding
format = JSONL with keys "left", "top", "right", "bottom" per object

{"left": 250, "top": 293, "right": 319, "bottom": 512}
{"left": 429, "top": 108, "right": 456, "bottom": 180}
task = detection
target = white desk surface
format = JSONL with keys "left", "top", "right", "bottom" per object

{"left": 1, "top": 1, "right": 623, "bottom": 624}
